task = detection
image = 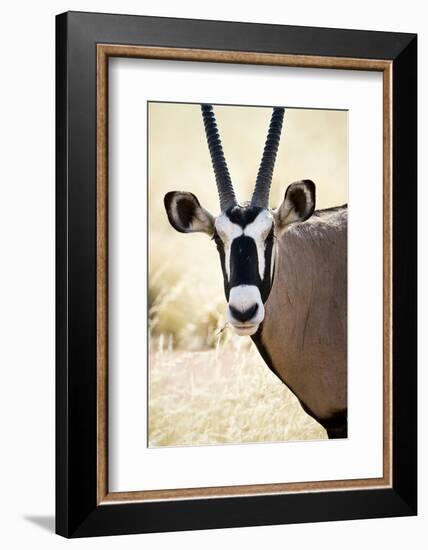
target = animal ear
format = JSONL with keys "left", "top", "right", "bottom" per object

{"left": 164, "top": 191, "right": 215, "bottom": 235}
{"left": 274, "top": 180, "right": 315, "bottom": 230}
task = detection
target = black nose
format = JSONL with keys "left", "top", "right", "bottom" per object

{"left": 229, "top": 303, "right": 258, "bottom": 323}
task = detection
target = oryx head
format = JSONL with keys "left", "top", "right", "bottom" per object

{"left": 164, "top": 105, "right": 315, "bottom": 336}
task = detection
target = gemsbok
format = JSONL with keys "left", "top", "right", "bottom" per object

{"left": 164, "top": 104, "right": 347, "bottom": 439}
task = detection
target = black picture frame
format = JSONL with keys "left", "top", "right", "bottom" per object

{"left": 56, "top": 11, "right": 417, "bottom": 538}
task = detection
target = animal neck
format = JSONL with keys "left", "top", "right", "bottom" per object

{"left": 269, "top": 206, "right": 348, "bottom": 308}
{"left": 251, "top": 205, "right": 348, "bottom": 421}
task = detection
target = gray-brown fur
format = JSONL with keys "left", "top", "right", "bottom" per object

{"left": 257, "top": 205, "right": 347, "bottom": 423}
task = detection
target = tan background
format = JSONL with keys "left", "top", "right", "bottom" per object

{"left": 148, "top": 102, "right": 347, "bottom": 447}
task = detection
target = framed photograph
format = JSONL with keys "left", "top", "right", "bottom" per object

{"left": 56, "top": 11, "right": 417, "bottom": 538}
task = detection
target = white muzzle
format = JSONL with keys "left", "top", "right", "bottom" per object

{"left": 227, "top": 285, "right": 265, "bottom": 336}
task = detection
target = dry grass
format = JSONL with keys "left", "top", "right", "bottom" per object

{"left": 148, "top": 234, "right": 225, "bottom": 350}
{"left": 148, "top": 335, "right": 327, "bottom": 447}
{"left": 148, "top": 252, "right": 328, "bottom": 447}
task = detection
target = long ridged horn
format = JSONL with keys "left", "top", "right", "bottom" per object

{"left": 251, "top": 107, "right": 285, "bottom": 208}
{"left": 201, "top": 104, "right": 237, "bottom": 211}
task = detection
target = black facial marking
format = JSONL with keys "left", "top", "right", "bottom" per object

{"left": 226, "top": 205, "right": 264, "bottom": 227}
{"left": 260, "top": 227, "right": 275, "bottom": 303}
{"left": 213, "top": 207, "right": 276, "bottom": 305}
{"left": 213, "top": 231, "right": 229, "bottom": 300}
{"left": 229, "top": 236, "right": 260, "bottom": 288}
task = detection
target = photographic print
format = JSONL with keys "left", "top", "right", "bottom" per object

{"left": 148, "top": 101, "right": 348, "bottom": 447}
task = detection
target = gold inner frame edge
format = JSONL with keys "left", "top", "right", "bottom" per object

{"left": 96, "top": 44, "right": 393, "bottom": 505}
